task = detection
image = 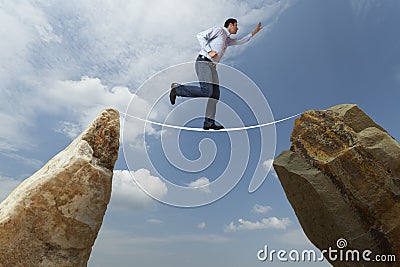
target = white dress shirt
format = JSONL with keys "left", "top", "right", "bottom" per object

{"left": 197, "top": 26, "right": 253, "bottom": 63}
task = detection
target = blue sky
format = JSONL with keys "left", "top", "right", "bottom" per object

{"left": 1, "top": 0, "right": 399, "bottom": 266}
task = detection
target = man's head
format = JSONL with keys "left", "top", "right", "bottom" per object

{"left": 224, "top": 18, "right": 238, "bottom": 34}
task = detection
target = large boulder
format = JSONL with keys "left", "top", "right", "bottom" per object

{"left": 0, "top": 109, "right": 119, "bottom": 267}
{"left": 274, "top": 104, "right": 400, "bottom": 266}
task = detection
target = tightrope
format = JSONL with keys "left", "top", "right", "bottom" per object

{"left": 120, "top": 112, "right": 300, "bottom": 132}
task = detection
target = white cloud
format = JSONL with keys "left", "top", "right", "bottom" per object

{"left": 43, "top": 76, "right": 160, "bottom": 146}
{"left": 198, "top": 222, "right": 206, "bottom": 229}
{"left": 262, "top": 159, "right": 274, "bottom": 170}
{"left": 54, "top": 121, "right": 82, "bottom": 139}
{"left": 0, "top": 112, "right": 33, "bottom": 152}
{"left": 224, "top": 217, "right": 291, "bottom": 232}
{"left": 252, "top": 204, "right": 272, "bottom": 214}
{"left": 187, "top": 177, "right": 211, "bottom": 193}
{"left": 263, "top": 159, "right": 278, "bottom": 178}
{"left": 110, "top": 169, "right": 167, "bottom": 211}
{"left": 0, "top": 1, "right": 65, "bottom": 150}
{"left": 0, "top": 2, "right": 48, "bottom": 85}
{"left": 146, "top": 219, "right": 163, "bottom": 224}
{"left": 263, "top": 159, "right": 279, "bottom": 179}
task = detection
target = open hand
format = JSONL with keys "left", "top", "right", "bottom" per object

{"left": 252, "top": 22, "right": 262, "bottom": 36}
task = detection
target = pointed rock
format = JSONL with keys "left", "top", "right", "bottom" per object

{"left": 0, "top": 109, "right": 119, "bottom": 267}
{"left": 274, "top": 104, "right": 400, "bottom": 266}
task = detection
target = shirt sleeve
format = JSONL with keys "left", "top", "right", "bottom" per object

{"left": 227, "top": 33, "right": 253, "bottom": 46}
{"left": 197, "top": 27, "right": 220, "bottom": 52}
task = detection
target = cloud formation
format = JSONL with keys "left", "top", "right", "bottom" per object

{"left": 262, "top": 159, "right": 274, "bottom": 170}
{"left": 187, "top": 177, "right": 211, "bottom": 193}
{"left": 198, "top": 222, "right": 207, "bottom": 229}
{"left": 46, "top": 77, "right": 160, "bottom": 145}
{"left": 146, "top": 219, "right": 163, "bottom": 224}
{"left": 224, "top": 217, "right": 291, "bottom": 232}
{"left": 263, "top": 159, "right": 278, "bottom": 179}
{"left": 252, "top": 204, "right": 272, "bottom": 214}
{"left": 110, "top": 169, "right": 167, "bottom": 211}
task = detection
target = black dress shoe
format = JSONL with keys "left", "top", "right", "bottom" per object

{"left": 203, "top": 123, "right": 225, "bottom": 130}
{"left": 170, "top": 83, "right": 179, "bottom": 105}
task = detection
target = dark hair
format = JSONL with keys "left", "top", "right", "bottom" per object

{"left": 224, "top": 18, "right": 237, "bottom": 28}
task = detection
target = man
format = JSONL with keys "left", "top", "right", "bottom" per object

{"left": 170, "top": 18, "right": 262, "bottom": 130}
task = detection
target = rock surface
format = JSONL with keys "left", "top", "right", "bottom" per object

{"left": 274, "top": 104, "right": 400, "bottom": 266}
{"left": 0, "top": 109, "right": 119, "bottom": 267}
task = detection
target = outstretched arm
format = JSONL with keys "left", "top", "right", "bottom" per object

{"left": 252, "top": 22, "right": 262, "bottom": 36}
{"left": 227, "top": 22, "right": 262, "bottom": 46}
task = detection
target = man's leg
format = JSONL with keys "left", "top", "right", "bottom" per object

{"left": 174, "top": 60, "right": 213, "bottom": 98}
{"left": 171, "top": 58, "right": 223, "bottom": 129}
{"left": 204, "top": 98, "right": 217, "bottom": 127}
{"left": 204, "top": 64, "right": 220, "bottom": 128}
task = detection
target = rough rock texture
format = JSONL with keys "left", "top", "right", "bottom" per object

{"left": 274, "top": 104, "right": 400, "bottom": 266}
{"left": 0, "top": 109, "right": 119, "bottom": 267}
